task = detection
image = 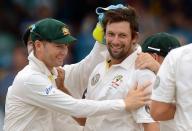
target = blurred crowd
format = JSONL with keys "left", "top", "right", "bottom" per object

{"left": 0, "top": 0, "right": 192, "bottom": 129}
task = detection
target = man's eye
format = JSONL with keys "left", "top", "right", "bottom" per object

{"left": 107, "top": 33, "right": 114, "bottom": 37}
{"left": 119, "top": 34, "right": 127, "bottom": 38}
{"left": 27, "top": 41, "right": 33, "bottom": 45}
{"left": 55, "top": 45, "right": 62, "bottom": 48}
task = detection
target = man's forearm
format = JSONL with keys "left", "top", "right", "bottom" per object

{"left": 73, "top": 117, "right": 86, "bottom": 126}
{"left": 58, "top": 84, "right": 71, "bottom": 95}
{"left": 150, "top": 101, "right": 176, "bottom": 121}
{"left": 155, "top": 103, "right": 176, "bottom": 120}
{"left": 143, "top": 122, "right": 160, "bottom": 131}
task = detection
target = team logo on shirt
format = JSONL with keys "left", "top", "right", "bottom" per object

{"left": 48, "top": 75, "right": 54, "bottom": 81}
{"left": 154, "top": 76, "right": 160, "bottom": 89}
{"left": 91, "top": 73, "right": 100, "bottom": 86}
{"left": 111, "top": 75, "right": 123, "bottom": 88}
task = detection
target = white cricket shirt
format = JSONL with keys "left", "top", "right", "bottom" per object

{"left": 84, "top": 46, "right": 156, "bottom": 131}
{"left": 4, "top": 49, "right": 125, "bottom": 131}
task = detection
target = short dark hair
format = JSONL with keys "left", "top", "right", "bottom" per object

{"left": 22, "top": 25, "right": 45, "bottom": 47}
{"left": 22, "top": 28, "right": 31, "bottom": 47}
{"left": 102, "top": 5, "right": 139, "bottom": 38}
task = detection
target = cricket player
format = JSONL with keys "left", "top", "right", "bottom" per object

{"left": 21, "top": 20, "right": 120, "bottom": 130}
{"left": 135, "top": 32, "right": 180, "bottom": 131}
{"left": 83, "top": 5, "right": 159, "bottom": 131}
{"left": 150, "top": 42, "right": 192, "bottom": 131}
{"left": 22, "top": 24, "right": 85, "bottom": 131}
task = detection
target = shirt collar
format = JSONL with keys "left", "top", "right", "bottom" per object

{"left": 28, "top": 51, "right": 58, "bottom": 80}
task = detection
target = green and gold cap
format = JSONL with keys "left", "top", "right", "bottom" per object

{"left": 31, "top": 18, "right": 77, "bottom": 44}
{"left": 142, "top": 32, "right": 180, "bottom": 57}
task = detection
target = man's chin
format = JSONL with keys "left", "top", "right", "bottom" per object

{"left": 111, "top": 53, "right": 127, "bottom": 60}
{"left": 111, "top": 52, "right": 121, "bottom": 58}
{"left": 55, "top": 62, "right": 64, "bottom": 67}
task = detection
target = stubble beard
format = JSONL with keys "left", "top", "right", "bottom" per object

{"left": 108, "top": 44, "right": 128, "bottom": 61}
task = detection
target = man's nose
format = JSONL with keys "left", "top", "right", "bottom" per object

{"left": 111, "top": 35, "right": 120, "bottom": 45}
{"left": 60, "top": 47, "right": 68, "bottom": 55}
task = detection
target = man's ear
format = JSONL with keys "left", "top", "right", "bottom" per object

{"left": 132, "top": 32, "right": 139, "bottom": 45}
{"left": 151, "top": 53, "right": 161, "bottom": 62}
{"left": 34, "top": 40, "right": 42, "bottom": 50}
{"left": 33, "top": 40, "right": 44, "bottom": 54}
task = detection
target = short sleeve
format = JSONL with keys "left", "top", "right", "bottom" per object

{"left": 131, "top": 69, "right": 156, "bottom": 123}
{"left": 151, "top": 52, "right": 176, "bottom": 103}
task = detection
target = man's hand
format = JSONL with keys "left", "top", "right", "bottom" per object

{"left": 135, "top": 52, "right": 160, "bottom": 74}
{"left": 55, "top": 67, "right": 65, "bottom": 89}
{"left": 55, "top": 67, "right": 71, "bottom": 95}
{"left": 124, "top": 82, "right": 151, "bottom": 111}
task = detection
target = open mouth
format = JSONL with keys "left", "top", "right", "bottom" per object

{"left": 111, "top": 45, "right": 122, "bottom": 52}
{"left": 56, "top": 56, "right": 64, "bottom": 62}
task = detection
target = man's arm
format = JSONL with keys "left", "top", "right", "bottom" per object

{"left": 150, "top": 100, "right": 176, "bottom": 121}
{"left": 20, "top": 73, "right": 151, "bottom": 118}
{"left": 131, "top": 69, "right": 159, "bottom": 130}
{"left": 143, "top": 122, "right": 160, "bottom": 131}
{"left": 64, "top": 42, "right": 107, "bottom": 98}
{"left": 76, "top": 82, "right": 153, "bottom": 125}
{"left": 125, "top": 82, "right": 152, "bottom": 111}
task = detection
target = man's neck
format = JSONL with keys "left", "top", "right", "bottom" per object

{"left": 46, "top": 65, "right": 54, "bottom": 73}
{"left": 34, "top": 52, "right": 54, "bottom": 73}
{"left": 109, "top": 59, "right": 123, "bottom": 67}
{"left": 109, "top": 49, "right": 136, "bottom": 67}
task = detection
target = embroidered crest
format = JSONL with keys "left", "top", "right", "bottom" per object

{"left": 111, "top": 75, "right": 123, "bottom": 88}
{"left": 30, "top": 24, "right": 36, "bottom": 32}
{"left": 62, "top": 27, "right": 70, "bottom": 36}
{"left": 48, "top": 75, "right": 54, "bottom": 81}
{"left": 91, "top": 73, "right": 100, "bottom": 86}
{"left": 154, "top": 76, "right": 160, "bottom": 89}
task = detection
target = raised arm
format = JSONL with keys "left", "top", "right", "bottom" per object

{"left": 64, "top": 42, "right": 107, "bottom": 98}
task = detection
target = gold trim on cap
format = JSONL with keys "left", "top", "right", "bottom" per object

{"left": 62, "top": 27, "right": 70, "bottom": 36}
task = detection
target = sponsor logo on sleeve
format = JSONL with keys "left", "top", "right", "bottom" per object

{"left": 44, "top": 85, "right": 55, "bottom": 95}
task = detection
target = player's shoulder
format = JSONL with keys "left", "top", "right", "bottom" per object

{"left": 134, "top": 69, "right": 156, "bottom": 81}
{"left": 90, "top": 61, "right": 105, "bottom": 77}
{"left": 14, "top": 65, "right": 48, "bottom": 85}
{"left": 167, "top": 44, "right": 192, "bottom": 64}
{"left": 96, "top": 61, "right": 105, "bottom": 68}
{"left": 170, "top": 44, "right": 192, "bottom": 56}
{"left": 135, "top": 69, "right": 155, "bottom": 76}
